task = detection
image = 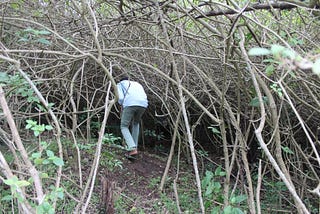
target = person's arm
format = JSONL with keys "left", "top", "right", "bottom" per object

{"left": 117, "top": 83, "right": 124, "bottom": 105}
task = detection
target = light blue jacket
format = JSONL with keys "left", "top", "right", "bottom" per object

{"left": 117, "top": 80, "right": 148, "bottom": 108}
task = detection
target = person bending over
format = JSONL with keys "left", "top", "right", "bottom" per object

{"left": 117, "top": 76, "right": 148, "bottom": 158}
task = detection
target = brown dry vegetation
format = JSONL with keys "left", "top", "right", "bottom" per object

{"left": 0, "top": 0, "right": 320, "bottom": 213}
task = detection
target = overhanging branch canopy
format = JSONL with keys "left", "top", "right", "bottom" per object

{"left": 196, "top": 2, "right": 297, "bottom": 18}
{"left": 196, "top": 0, "right": 320, "bottom": 19}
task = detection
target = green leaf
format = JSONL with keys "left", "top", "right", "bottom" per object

{"left": 208, "top": 126, "right": 220, "bottom": 134}
{"left": 45, "top": 125, "right": 53, "bottom": 131}
{"left": 10, "top": 3, "right": 20, "bottom": 10}
{"left": 53, "top": 157, "right": 64, "bottom": 166}
{"left": 282, "top": 49, "right": 296, "bottom": 60}
{"left": 0, "top": 72, "right": 10, "bottom": 83}
{"left": 1, "top": 195, "right": 13, "bottom": 201}
{"left": 55, "top": 188, "right": 64, "bottom": 199}
{"left": 34, "top": 158, "right": 43, "bottom": 165}
{"left": 18, "top": 37, "right": 29, "bottom": 42}
{"left": 24, "top": 27, "right": 37, "bottom": 34}
{"left": 233, "top": 208, "right": 245, "bottom": 214}
{"left": 312, "top": 58, "right": 320, "bottom": 75}
{"left": 31, "top": 152, "right": 41, "bottom": 159}
{"left": 37, "top": 30, "right": 51, "bottom": 35}
{"left": 230, "top": 194, "right": 247, "bottom": 204}
{"left": 249, "top": 96, "right": 268, "bottom": 107}
{"left": 213, "top": 182, "right": 221, "bottom": 193}
{"left": 211, "top": 207, "right": 221, "bottom": 214}
{"left": 270, "top": 44, "right": 286, "bottom": 56}
{"left": 205, "top": 184, "right": 213, "bottom": 196}
{"left": 40, "top": 141, "right": 48, "bottom": 147}
{"left": 26, "top": 124, "right": 33, "bottom": 129}
{"left": 26, "top": 119, "right": 37, "bottom": 126}
{"left": 34, "top": 130, "right": 40, "bottom": 137}
{"left": 16, "top": 180, "right": 30, "bottom": 187}
{"left": 265, "top": 64, "right": 275, "bottom": 76}
{"left": 248, "top": 47, "right": 271, "bottom": 56}
{"left": 46, "top": 150, "right": 54, "bottom": 157}
{"left": 223, "top": 205, "right": 234, "bottom": 214}
{"left": 43, "top": 159, "right": 50, "bottom": 164}
{"left": 40, "top": 173, "right": 49, "bottom": 178}
{"left": 214, "top": 166, "right": 226, "bottom": 176}
{"left": 281, "top": 146, "right": 294, "bottom": 154}
{"left": 4, "top": 178, "right": 16, "bottom": 186}
{"left": 37, "top": 38, "right": 51, "bottom": 45}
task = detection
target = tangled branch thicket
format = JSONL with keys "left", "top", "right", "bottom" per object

{"left": 0, "top": 0, "right": 319, "bottom": 213}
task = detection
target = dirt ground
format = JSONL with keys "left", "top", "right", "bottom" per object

{"left": 99, "top": 147, "right": 173, "bottom": 213}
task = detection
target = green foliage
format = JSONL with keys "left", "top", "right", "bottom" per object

{"left": 0, "top": 186, "right": 12, "bottom": 202}
{"left": 77, "top": 141, "right": 96, "bottom": 151}
{"left": 30, "top": 146, "right": 64, "bottom": 168}
{"left": 155, "top": 193, "right": 179, "bottom": 213}
{"left": 16, "top": 27, "right": 51, "bottom": 45}
{"left": 249, "top": 96, "right": 268, "bottom": 107}
{"left": 1, "top": 116, "right": 65, "bottom": 212}
{"left": 258, "top": 179, "right": 287, "bottom": 210}
{"left": 10, "top": 2, "right": 20, "bottom": 10}
{"left": 248, "top": 44, "right": 320, "bottom": 76}
{"left": 101, "top": 150, "right": 123, "bottom": 171}
{"left": 270, "top": 83, "right": 283, "bottom": 97}
{"left": 144, "top": 129, "right": 164, "bottom": 141}
{"left": 25, "top": 120, "right": 63, "bottom": 167}
{"left": 281, "top": 146, "right": 294, "bottom": 154}
{"left": 36, "top": 186, "right": 64, "bottom": 214}
{"left": 78, "top": 111, "right": 102, "bottom": 138}
{"left": 197, "top": 149, "right": 209, "bottom": 157}
{"left": 0, "top": 72, "right": 11, "bottom": 86}
{"left": 0, "top": 72, "right": 29, "bottom": 91}
{"left": 208, "top": 125, "right": 222, "bottom": 140}
{"left": 1, "top": 72, "right": 54, "bottom": 111}
{"left": 201, "top": 167, "right": 247, "bottom": 213}
{"left": 148, "top": 176, "right": 161, "bottom": 188}
{"left": 102, "top": 133, "right": 122, "bottom": 145}
{"left": 26, "top": 119, "right": 53, "bottom": 137}
{"left": 208, "top": 126, "right": 221, "bottom": 135}
{"left": 101, "top": 133, "right": 124, "bottom": 170}
{"left": 248, "top": 47, "right": 271, "bottom": 56}
{"left": 3, "top": 176, "right": 30, "bottom": 202}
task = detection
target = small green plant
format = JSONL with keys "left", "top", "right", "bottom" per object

{"left": 101, "top": 150, "right": 123, "bottom": 171}
{"left": 102, "top": 133, "right": 122, "bottom": 145}
{"left": 36, "top": 186, "right": 64, "bottom": 214}
{"left": 16, "top": 27, "right": 51, "bottom": 45}
{"left": 261, "top": 179, "right": 287, "bottom": 208}
{"left": 154, "top": 193, "right": 178, "bottom": 213}
{"left": 26, "top": 119, "right": 53, "bottom": 137}
{"left": 0, "top": 72, "right": 54, "bottom": 112}
{"left": 2, "top": 176, "right": 30, "bottom": 203}
{"left": 77, "top": 142, "right": 96, "bottom": 151}
{"left": 249, "top": 96, "right": 269, "bottom": 107}
{"left": 30, "top": 148, "right": 64, "bottom": 167}
{"left": 148, "top": 177, "right": 161, "bottom": 189}
{"left": 201, "top": 166, "right": 247, "bottom": 213}
{"left": 144, "top": 129, "right": 164, "bottom": 141}
{"left": 248, "top": 44, "right": 320, "bottom": 76}
{"left": 197, "top": 149, "right": 209, "bottom": 157}
{"left": 270, "top": 83, "right": 283, "bottom": 97}
{"left": 1, "top": 120, "right": 65, "bottom": 213}
{"left": 208, "top": 125, "right": 222, "bottom": 140}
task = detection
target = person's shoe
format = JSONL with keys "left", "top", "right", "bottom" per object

{"left": 128, "top": 149, "right": 138, "bottom": 156}
{"left": 125, "top": 152, "right": 137, "bottom": 161}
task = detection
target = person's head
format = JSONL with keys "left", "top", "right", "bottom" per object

{"left": 120, "top": 76, "right": 129, "bottom": 82}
